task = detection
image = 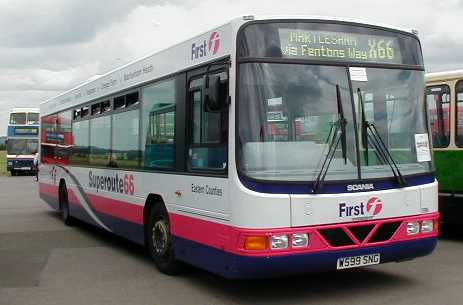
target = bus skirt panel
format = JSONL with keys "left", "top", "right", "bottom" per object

{"left": 173, "top": 236, "right": 437, "bottom": 279}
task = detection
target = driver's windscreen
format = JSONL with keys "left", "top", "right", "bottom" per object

{"left": 238, "top": 63, "right": 358, "bottom": 181}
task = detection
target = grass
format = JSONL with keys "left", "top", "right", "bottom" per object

{"left": 0, "top": 151, "right": 7, "bottom": 176}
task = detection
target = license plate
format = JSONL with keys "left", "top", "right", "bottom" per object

{"left": 336, "top": 253, "right": 380, "bottom": 270}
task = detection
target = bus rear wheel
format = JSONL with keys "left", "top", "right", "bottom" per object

{"left": 147, "top": 204, "right": 182, "bottom": 275}
{"left": 59, "top": 183, "right": 74, "bottom": 226}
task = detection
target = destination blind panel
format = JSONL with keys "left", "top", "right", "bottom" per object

{"left": 278, "top": 29, "right": 402, "bottom": 64}
{"left": 238, "top": 22, "right": 423, "bottom": 66}
{"left": 7, "top": 126, "right": 39, "bottom": 137}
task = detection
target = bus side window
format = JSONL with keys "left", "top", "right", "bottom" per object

{"left": 40, "top": 115, "right": 57, "bottom": 164}
{"left": 456, "top": 81, "right": 463, "bottom": 147}
{"left": 189, "top": 71, "right": 228, "bottom": 171}
{"left": 145, "top": 107, "right": 175, "bottom": 168}
{"left": 426, "top": 85, "right": 450, "bottom": 148}
{"left": 142, "top": 78, "right": 176, "bottom": 169}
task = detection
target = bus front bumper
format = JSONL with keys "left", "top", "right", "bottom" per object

{"left": 174, "top": 236, "right": 437, "bottom": 279}
{"left": 7, "top": 159, "right": 34, "bottom": 172}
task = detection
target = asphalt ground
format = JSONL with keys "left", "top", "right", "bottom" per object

{"left": 0, "top": 176, "right": 462, "bottom": 305}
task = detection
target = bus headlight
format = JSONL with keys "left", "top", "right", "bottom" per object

{"left": 271, "top": 235, "right": 288, "bottom": 250}
{"left": 7, "top": 161, "right": 12, "bottom": 166}
{"left": 406, "top": 222, "right": 420, "bottom": 235}
{"left": 421, "top": 220, "right": 434, "bottom": 233}
{"left": 292, "top": 233, "right": 309, "bottom": 248}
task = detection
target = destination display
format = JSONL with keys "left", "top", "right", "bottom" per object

{"left": 7, "top": 126, "right": 39, "bottom": 137}
{"left": 278, "top": 29, "right": 402, "bottom": 64}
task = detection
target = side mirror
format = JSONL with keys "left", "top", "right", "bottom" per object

{"left": 203, "top": 74, "right": 227, "bottom": 112}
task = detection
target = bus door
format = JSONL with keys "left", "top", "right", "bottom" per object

{"left": 175, "top": 64, "right": 230, "bottom": 219}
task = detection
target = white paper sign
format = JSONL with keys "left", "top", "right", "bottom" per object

{"left": 349, "top": 67, "right": 368, "bottom": 82}
{"left": 267, "top": 97, "right": 283, "bottom": 106}
{"left": 415, "top": 133, "right": 431, "bottom": 162}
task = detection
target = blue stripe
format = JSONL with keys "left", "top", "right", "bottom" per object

{"left": 40, "top": 194, "right": 59, "bottom": 210}
{"left": 96, "top": 211, "right": 145, "bottom": 245}
{"left": 67, "top": 204, "right": 145, "bottom": 245}
{"left": 240, "top": 174, "right": 435, "bottom": 194}
{"left": 174, "top": 236, "right": 437, "bottom": 279}
{"left": 41, "top": 197, "right": 146, "bottom": 246}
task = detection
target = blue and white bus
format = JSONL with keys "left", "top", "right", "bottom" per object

{"left": 7, "top": 108, "right": 40, "bottom": 175}
{"left": 39, "top": 16, "right": 438, "bottom": 278}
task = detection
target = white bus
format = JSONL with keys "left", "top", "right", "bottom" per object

{"left": 7, "top": 107, "right": 39, "bottom": 175}
{"left": 39, "top": 16, "right": 439, "bottom": 278}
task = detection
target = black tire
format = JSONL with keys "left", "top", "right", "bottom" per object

{"left": 147, "top": 204, "right": 182, "bottom": 275}
{"left": 59, "top": 183, "right": 74, "bottom": 226}
{"left": 10, "top": 170, "right": 16, "bottom": 176}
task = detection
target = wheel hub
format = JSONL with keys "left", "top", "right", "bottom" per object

{"left": 152, "top": 220, "right": 168, "bottom": 256}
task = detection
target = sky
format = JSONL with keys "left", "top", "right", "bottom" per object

{"left": 1, "top": 0, "right": 462, "bottom": 135}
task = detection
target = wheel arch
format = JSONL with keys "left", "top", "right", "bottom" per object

{"left": 143, "top": 194, "right": 167, "bottom": 242}
{"left": 58, "top": 178, "right": 67, "bottom": 210}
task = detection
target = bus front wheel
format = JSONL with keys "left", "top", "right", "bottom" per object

{"left": 147, "top": 204, "right": 182, "bottom": 275}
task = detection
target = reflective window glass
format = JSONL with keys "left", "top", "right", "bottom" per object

{"left": 112, "top": 110, "right": 140, "bottom": 168}
{"left": 189, "top": 71, "right": 228, "bottom": 171}
{"left": 27, "top": 113, "right": 39, "bottom": 124}
{"left": 40, "top": 115, "right": 56, "bottom": 163}
{"left": 426, "top": 85, "right": 450, "bottom": 148}
{"left": 456, "top": 81, "right": 463, "bottom": 147}
{"left": 89, "top": 116, "right": 111, "bottom": 166}
{"left": 56, "top": 111, "right": 72, "bottom": 165}
{"left": 10, "top": 113, "right": 26, "bottom": 125}
{"left": 71, "top": 120, "right": 89, "bottom": 165}
{"left": 142, "top": 79, "right": 176, "bottom": 169}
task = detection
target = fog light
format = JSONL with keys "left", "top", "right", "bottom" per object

{"left": 271, "top": 235, "right": 288, "bottom": 250}
{"left": 407, "top": 222, "right": 420, "bottom": 235}
{"left": 244, "top": 236, "right": 267, "bottom": 251}
{"left": 421, "top": 220, "right": 434, "bottom": 233}
{"left": 292, "top": 233, "right": 309, "bottom": 248}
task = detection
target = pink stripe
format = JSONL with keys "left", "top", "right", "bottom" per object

{"left": 87, "top": 193, "right": 144, "bottom": 225}
{"left": 170, "top": 213, "right": 233, "bottom": 250}
{"left": 39, "top": 182, "right": 58, "bottom": 199}
{"left": 39, "top": 182, "right": 142, "bottom": 224}
{"left": 170, "top": 212, "right": 439, "bottom": 257}
{"left": 39, "top": 182, "right": 81, "bottom": 206}
{"left": 67, "top": 189, "right": 81, "bottom": 206}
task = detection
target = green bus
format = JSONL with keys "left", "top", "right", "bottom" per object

{"left": 426, "top": 70, "right": 463, "bottom": 224}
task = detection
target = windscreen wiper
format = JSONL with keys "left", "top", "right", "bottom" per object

{"left": 357, "top": 88, "right": 407, "bottom": 187}
{"left": 357, "top": 88, "right": 369, "bottom": 165}
{"left": 312, "top": 85, "right": 347, "bottom": 193}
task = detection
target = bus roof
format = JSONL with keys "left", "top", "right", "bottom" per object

{"left": 40, "top": 15, "right": 419, "bottom": 116}
{"left": 251, "top": 15, "right": 417, "bottom": 34}
{"left": 426, "top": 70, "right": 463, "bottom": 82}
{"left": 10, "top": 108, "right": 39, "bottom": 114}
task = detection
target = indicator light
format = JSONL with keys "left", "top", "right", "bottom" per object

{"left": 244, "top": 236, "right": 267, "bottom": 250}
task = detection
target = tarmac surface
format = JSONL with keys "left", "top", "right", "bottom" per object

{"left": 0, "top": 175, "right": 462, "bottom": 305}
